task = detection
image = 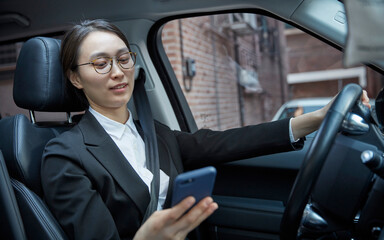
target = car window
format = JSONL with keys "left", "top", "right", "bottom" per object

{"left": 160, "top": 13, "right": 382, "bottom": 131}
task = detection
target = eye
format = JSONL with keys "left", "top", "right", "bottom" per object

{"left": 92, "top": 58, "right": 109, "bottom": 69}
{"left": 118, "top": 53, "right": 131, "bottom": 64}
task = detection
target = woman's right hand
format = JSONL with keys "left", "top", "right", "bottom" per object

{"left": 133, "top": 196, "right": 218, "bottom": 240}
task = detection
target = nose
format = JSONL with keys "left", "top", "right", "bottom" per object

{"left": 110, "top": 58, "right": 124, "bottom": 79}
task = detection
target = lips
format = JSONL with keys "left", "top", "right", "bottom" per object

{"left": 110, "top": 83, "right": 128, "bottom": 90}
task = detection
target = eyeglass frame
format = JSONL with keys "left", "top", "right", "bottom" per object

{"left": 76, "top": 51, "right": 137, "bottom": 74}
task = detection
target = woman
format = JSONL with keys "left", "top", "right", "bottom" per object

{"left": 41, "top": 19, "right": 369, "bottom": 240}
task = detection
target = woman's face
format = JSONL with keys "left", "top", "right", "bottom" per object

{"left": 69, "top": 31, "right": 135, "bottom": 115}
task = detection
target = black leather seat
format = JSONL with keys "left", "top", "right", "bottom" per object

{"left": 0, "top": 37, "right": 86, "bottom": 240}
{"left": 0, "top": 150, "right": 27, "bottom": 240}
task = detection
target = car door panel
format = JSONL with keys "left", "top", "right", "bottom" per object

{"left": 204, "top": 137, "right": 314, "bottom": 238}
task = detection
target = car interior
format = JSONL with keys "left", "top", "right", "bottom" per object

{"left": 1, "top": 0, "right": 384, "bottom": 239}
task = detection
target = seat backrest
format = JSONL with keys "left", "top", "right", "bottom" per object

{"left": 0, "top": 37, "right": 86, "bottom": 240}
{"left": 0, "top": 114, "right": 71, "bottom": 197}
{"left": 0, "top": 150, "right": 27, "bottom": 240}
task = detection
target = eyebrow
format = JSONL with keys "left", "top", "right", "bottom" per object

{"left": 89, "top": 47, "right": 130, "bottom": 60}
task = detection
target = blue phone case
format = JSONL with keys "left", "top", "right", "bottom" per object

{"left": 171, "top": 166, "right": 217, "bottom": 207}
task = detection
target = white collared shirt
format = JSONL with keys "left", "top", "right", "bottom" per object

{"left": 289, "top": 118, "right": 299, "bottom": 142}
{"left": 89, "top": 107, "right": 169, "bottom": 210}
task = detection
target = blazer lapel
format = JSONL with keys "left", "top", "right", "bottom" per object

{"left": 78, "top": 111, "right": 150, "bottom": 216}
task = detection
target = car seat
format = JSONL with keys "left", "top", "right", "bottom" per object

{"left": 0, "top": 37, "right": 86, "bottom": 240}
{"left": 0, "top": 150, "right": 27, "bottom": 240}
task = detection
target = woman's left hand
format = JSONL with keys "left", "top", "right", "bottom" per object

{"left": 319, "top": 90, "right": 370, "bottom": 118}
{"left": 291, "top": 90, "right": 370, "bottom": 140}
{"left": 361, "top": 90, "right": 371, "bottom": 109}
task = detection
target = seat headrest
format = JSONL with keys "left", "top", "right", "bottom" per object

{"left": 13, "top": 37, "right": 85, "bottom": 112}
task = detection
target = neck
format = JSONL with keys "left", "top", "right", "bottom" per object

{"left": 90, "top": 105, "right": 129, "bottom": 124}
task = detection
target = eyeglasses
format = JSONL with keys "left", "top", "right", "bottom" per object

{"left": 77, "top": 52, "right": 137, "bottom": 74}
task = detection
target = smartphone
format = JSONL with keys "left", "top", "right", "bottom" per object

{"left": 171, "top": 166, "right": 217, "bottom": 207}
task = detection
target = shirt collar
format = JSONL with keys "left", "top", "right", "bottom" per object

{"left": 89, "top": 107, "right": 138, "bottom": 140}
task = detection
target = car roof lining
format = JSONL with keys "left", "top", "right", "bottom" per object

{"left": 0, "top": 0, "right": 304, "bottom": 42}
{"left": 0, "top": 0, "right": 353, "bottom": 66}
{"left": 0, "top": 0, "right": 355, "bottom": 67}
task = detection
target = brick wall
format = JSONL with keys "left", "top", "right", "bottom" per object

{"left": 162, "top": 15, "right": 287, "bottom": 130}
{"left": 285, "top": 29, "right": 383, "bottom": 98}
{"left": 163, "top": 14, "right": 384, "bottom": 131}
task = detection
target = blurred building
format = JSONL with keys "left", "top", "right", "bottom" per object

{"left": 162, "top": 14, "right": 383, "bottom": 130}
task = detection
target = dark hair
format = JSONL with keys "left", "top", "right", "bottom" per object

{"left": 61, "top": 19, "right": 130, "bottom": 106}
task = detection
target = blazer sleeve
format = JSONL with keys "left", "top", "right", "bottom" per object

{"left": 173, "top": 118, "right": 304, "bottom": 169}
{"left": 41, "top": 134, "right": 121, "bottom": 240}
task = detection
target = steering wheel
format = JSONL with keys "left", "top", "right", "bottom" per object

{"left": 280, "top": 84, "right": 363, "bottom": 239}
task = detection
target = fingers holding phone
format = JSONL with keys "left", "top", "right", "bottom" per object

{"left": 166, "top": 196, "right": 218, "bottom": 239}
{"left": 134, "top": 167, "right": 218, "bottom": 240}
{"left": 173, "top": 196, "right": 218, "bottom": 234}
{"left": 134, "top": 196, "right": 218, "bottom": 240}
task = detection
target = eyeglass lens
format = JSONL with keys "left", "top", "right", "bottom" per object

{"left": 93, "top": 52, "right": 135, "bottom": 74}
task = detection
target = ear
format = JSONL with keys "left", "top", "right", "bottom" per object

{"left": 68, "top": 70, "right": 83, "bottom": 89}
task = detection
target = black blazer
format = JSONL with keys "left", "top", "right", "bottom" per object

{"left": 41, "top": 111, "right": 301, "bottom": 240}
